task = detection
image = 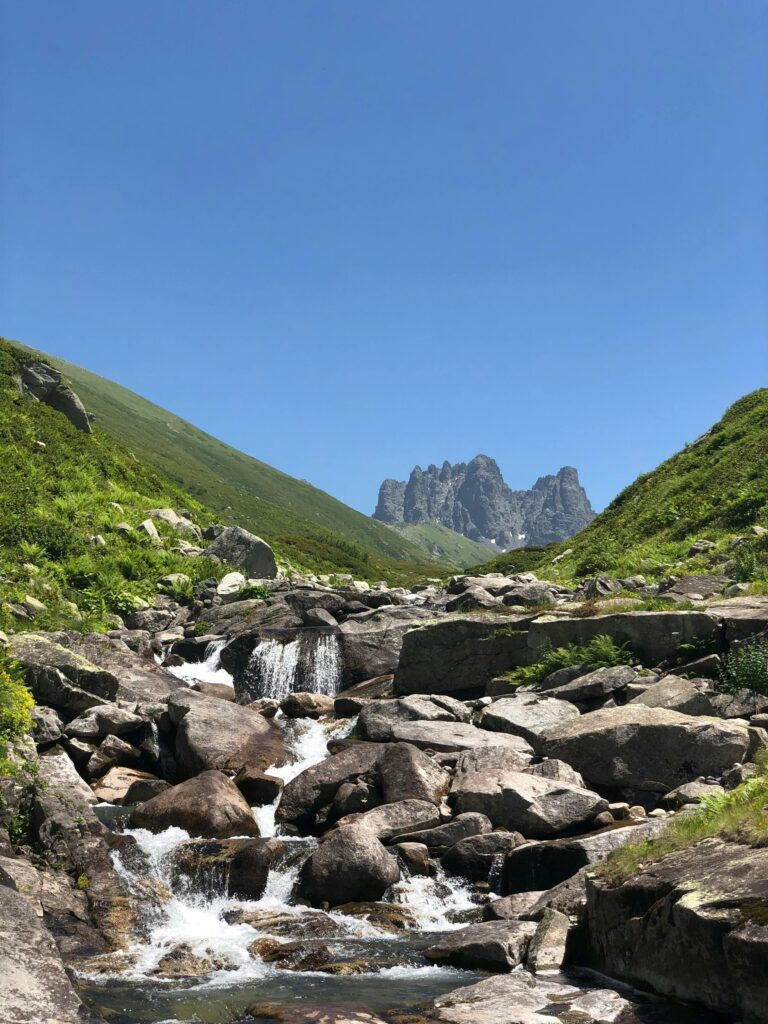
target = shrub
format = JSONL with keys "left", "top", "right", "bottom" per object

{"left": 237, "top": 583, "right": 270, "bottom": 601}
{"left": 502, "top": 634, "right": 634, "bottom": 688}
{"left": 0, "top": 655, "right": 34, "bottom": 777}
{"left": 717, "top": 639, "right": 768, "bottom": 699}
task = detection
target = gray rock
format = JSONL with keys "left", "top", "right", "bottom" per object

{"left": 280, "top": 692, "right": 335, "bottom": 719}
{"left": 629, "top": 674, "right": 716, "bottom": 715}
{"left": 356, "top": 695, "right": 469, "bottom": 741}
{"left": 526, "top": 758, "right": 585, "bottom": 788}
{"left": 536, "top": 664, "right": 639, "bottom": 703}
{"left": 425, "top": 920, "right": 536, "bottom": 971}
{"left": 0, "top": 885, "right": 93, "bottom": 1022}
{"left": 334, "top": 799, "right": 441, "bottom": 841}
{"left": 479, "top": 693, "right": 580, "bottom": 749}
{"left": 541, "top": 705, "right": 757, "bottom": 791}
{"left": 277, "top": 743, "right": 384, "bottom": 833}
{"left": 397, "top": 812, "right": 492, "bottom": 851}
{"left": 29, "top": 706, "right": 62, "bottom": 747}
{"left": 446, "top": 587, "right": 499, "bottom": 612}
{"left": 377, "top": 742, "right": 450, "bottom": 805}
{"left": 390, "top": 720, "right": 534, "bottom": 756}
{"left": 442, "top": 831, "right": 525, "bottom": 882}
{"left": 130, "top": 770, "right": 260, "bottom": 838}
{"left": 9, "top": 633, "right": 117, "bottom": 714}
{"left": 172, "top": 837, "right": 275, "bottom": 900}
{"left": 483, "top": 891, "right": 547, "bottom": 920}
{"left": 337, "top": 606, "right": 432, "bottom": 687}
{"left": 64, "top": 704, "right": 144, "bottom": 741}
{"left": 20, "top": 360, "right": 92, "bottom": 433}
{"left": 660, "top": 780, "right": 724, "bottom": 809}
{"left": 526, "top": 907, "right": 570, "bottom": 972}
{"left": 205, "top": 526, "right": 278, "bottom": 578}
{"left": 298, "top": 824, "right": 400, "bottom": 907}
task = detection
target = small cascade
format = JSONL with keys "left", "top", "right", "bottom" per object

{"left": 387, "top": 868, "right": 478, "bottom": 931}
{"left": 166, "top": 638, "right": 234, "bottom": 689}
{"left": 245, "top": 631, "right": 342, "bottom": 700}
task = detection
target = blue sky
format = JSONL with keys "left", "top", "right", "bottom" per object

{"left": 1, "top": 2, "right": 766, "bottom": 515}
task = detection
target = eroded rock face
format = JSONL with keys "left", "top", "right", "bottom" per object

{"left": 298, "top": 825, "right": 400, "bottom": 907}
{"left": 0, "top": 886, "right": 92, "bottom": 1023}
{"left": 20, "top": 360, "right": 92, "bottom": 433}
{"left": 171, "top": 837, "right": 276, "bottom": 900}
{"left": 541, "top": 706, "right": 758, "bottom": 792}
{"left": 585, "top": 839, "right": 768, "bottom": 1023}
{"left": 130, "top": 770, "right": 260, "bottom": 838}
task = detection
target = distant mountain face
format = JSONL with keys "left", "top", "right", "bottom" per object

{"left": 373, "top": 456, "right": 595, "bottom": 550}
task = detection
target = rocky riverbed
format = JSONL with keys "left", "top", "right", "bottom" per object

{"left": 2, "top": 534, "right": 768, "bottom": 1024}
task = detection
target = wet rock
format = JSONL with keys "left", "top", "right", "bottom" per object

{"left": 240, "top": 1003, "right": 390, "bottom": 1024}
{"left": 150, "top": 942, "right": 232, "bottom": 978}
{"left": 331, "top": 901, "right": 419, "bottom": 932}
{"left": 338, "top": 606, "right": 433, "bottom": 687}
{"left": 250, "top": 937, "right": 333, "bottom": 971}
{"left": 298, "top": 824, "right": 400, "bottom": 907}
{"left": 393, "top": 842, "right": 432, "bottom": 875}
{"left": 479, "top": 692, "right": 580, "bottom": 750}
{"left": 168, "top": 688, "right": 286, "bottom": 779}
{"left": 205, "top": 526, "right": 278, "bottom": 578}
{"left": 277, "top": 743, "right": 384, "bottom": 833}
{"left": 425, "top": 920, "right": 536, "bottom": 971}
{"left": 172, "top": 837, "right": 276, "bottom": 900}
{"left": 235, "top": 767, "right": 284, "bottom": 806}
{"left": 130, "top": 770, "right": 260, "bottom": 838}
{"left": 541, "top": 705, "right": 758, "bottom": 792}
{"left": 334, "top": 799, "right": 441, "bottom": 842}
{"left": 280, "top": 692, "right": 335, "bottom": 719}
{"left": 442, "top": 831, "right": 525, "bottom": 882}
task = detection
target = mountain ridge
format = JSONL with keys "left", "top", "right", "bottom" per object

{"left": 374, "top": 455, "right": 595, "bottom": 550}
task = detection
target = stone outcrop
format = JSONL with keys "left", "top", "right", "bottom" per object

{"left": 373, "top": 457, "right": 594, "bottom": 549}
{"left": 20, "top": 360, "right": 92, "bottom": 433}
{"left": 204, "top": 526, "right": 278, "bottom": 578}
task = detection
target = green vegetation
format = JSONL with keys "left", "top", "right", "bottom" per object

{"left": 386, "top": 522, "right": 493, "bottom": 570}
{"left": 717, "top": 639, "right": 768, "bottom": 700}
{"left": 0, "top": 339, "right": 226, "bottom": 633}
{"left": 0, "top": 653, "right": 34, "bottom": 778}
{"left": 472, "top": 390, "right": 768, "bottom": 581}
{"left": 499, "top": 634, "right": 634, "bottom": 688}
{"left": 9, "top": 339, "right": 455, "bottom": 582}
{"left": 237, "top": 583, "right": 270, "bottom": 601}
{"left": 601, "top": 754, "right": 768, "bottom": 882}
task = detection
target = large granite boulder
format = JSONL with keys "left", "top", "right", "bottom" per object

{"left": 356, "top": 694, "right": 470, "bottom": 741}
{"left": 337, "top": 606, "right": 432, "bottom": 687}
{"left": 376, "top": 742, "right": 450, "bottom": 804}
{"left": 334, "top": 799, "right": 441, "bottom": 841}
{"left": 20, "top": 360, "right": 91, "bottom": 432}
{"left": 585, "top": 839, "right": 768, "bottom": 1023}
{"left": 479, "top": 692, "right": 580, "bottom": 749}
{"left": 394, "top": 614, "right": 532, "bottom": 698}
{"left": 130, "top": 770, "right": 260, "bottom": 838}
{"left": 205, "top": 526, "right": 278, "bottom": 578}
{"left": 167, "top": 688, "right": 285, "bottom": 779}
{"left": 388, "top": 720, "right": 533, "bottom": 756}
{"left": 298, "top": 825, "right": 400, "bottom": 907}
{"left": 425, "top": 920, "right": 536, "bottom": 971}
{"left": 628, "top": 674, "right": 716, "bottom": 715}
{"left": 541, "top": 706, "right": 760, "bottom": 792}
{"left": 9, "top": 633, "right": 117, "bottom": 715}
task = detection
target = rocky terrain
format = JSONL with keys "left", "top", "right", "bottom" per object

{"left": 374, "top": 458, "right": 595, "bottom": 549}
{"left": 2, "top": 517, "right": 768, "bottom": 1023}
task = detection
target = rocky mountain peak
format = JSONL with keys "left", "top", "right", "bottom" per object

{"left": 373, "top": 458, "right": 595, "bottom": 550}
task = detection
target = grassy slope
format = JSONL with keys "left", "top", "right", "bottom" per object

{"left": 387, "top": 522, "right": 494, "bottom": 570}
{"left": 472, "top": 389, "right": 768, "bottom": 581}
{"left": 8, "top": 339, "right": 452, "bottom": 582}
{"left": 0, "top": 339, "right": 225, "bottom": 634}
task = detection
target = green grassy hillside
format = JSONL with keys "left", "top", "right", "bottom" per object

{"left": 0, "top": 339, "right": 227, "bottom": 634}
{"left": 472, "top": 389, "right": 768, "bottom": 582}
{"left": 387, "top": 522, "right": 493, "bottom": 569}
{"left": 8, "top": 339, "right": 451, "bottom": 582}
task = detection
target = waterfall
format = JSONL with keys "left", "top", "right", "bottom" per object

{"left": 244, "top": 632, "right": 342, "bottom": 701}
{"left": 166, "top": 638, "right": 234, "bottom": 689}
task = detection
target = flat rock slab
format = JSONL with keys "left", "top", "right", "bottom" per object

{"left": 479, "top": 693, "right": 579, "bottom": 749}
{"left": 389, "top": 720, "right": 534, "bottom": 757}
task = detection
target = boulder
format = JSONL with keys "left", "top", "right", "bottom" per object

{"left": 584, "top": 839, "right": 768, "bottom": 1023}
{"left": 334, "top": 799, "right": 441, "bottom": 841}
{"left": 130, "top": 770, "right": 260, "bottom": 838}
{"left": 541, "top": 706, "right": 757, "bottom": 792}
{"left": 479, "top": 693, "right": 580, "bottom": 749}
{"left": 629, "top": 675, "right": 716, "bottom": 715}
{"left": 29, "top": 706, "right": 62, "bottom": 747}
{"left": 427, "top": 971, "right": 636, "bottom": 1024}
{"left": 356, "top": 695, "right": 470, "bottom": 742}
{"left": 277, "top": 743, "right": 384, "bottom": 833}
{"left": 389, "top": 720, "right": 534, "bottom": 756}
{"left": 168, "top": 688, "right": 285, "bottom": 779}
{"left": 376, "top": 742, "right": 450, "bottom": 805}
{"left": 446, "top": 587, "right": 499, "bottom": 612}
{"left": 527, "top": 759, "right": 585, "bottom": 788}
{"left": 20, "top": 360, "right": 91, "bottom": 433}
{"left": 502, "top": 583, "right": 558, "bottom": 608}
{"left": 171, "top": 837, "right": 275, "bottom": 900}
{"left": 235, "top": 768, "right": 284, "bottom": 806}
{"left": 483, "top": 891, "right": 547, "bottom": 921}
{"left": 397, "top": 812, "right": 492, "bottom": 852}
{"left": 337, "top": 606, "right": 432, "bottom": 687}
{"left": 425, "top": 920, "right": 536, "bottom": 971}
{"left": 526, "top": 908, "right": 571, "bottom": 972}
{"left": 123, "top": 777, "right": 171, "bottom": 804}
{"left": 394, "top": 614, "right": 532, "bottom": 698}
{"left": 147, "top": 507, "right": 202, "bottom": 540}
{"left": 534, "top": 664, "right": 638, "bottom": 703}
{"left": 63, "top": 633, "right": 183, "bottom": 702}
{"left": 91, "top": 767, "right": 159, "bottom": 804}
{"left": 660, "top": 780, "right": 724, "bottom": 810}
{"left": 205, "top": 526, "right": 278, "bottom": 578}
{"left": 64, "top": 704, "right": 145, "bottom": 741}
{"left": 0, "top": 885, "right": 93, "bottom": 1023}
{"left": 442, "top": 832, "right": 525, "bottom": 882}
{"left": 298, "top": 825, "right": 400, "bottom": 907}
{"left": 452, "top": 768, "right": 608, "bottom": 838}
{"left": 280, "top": 692, "right": 335, "bottom": 719}
{"left": 9, "top": 633, "right": 117, "bottom": 714}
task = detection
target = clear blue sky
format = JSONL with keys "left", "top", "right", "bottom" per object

{"left": 2, "top": 2, "right": 766, "bottom": 515}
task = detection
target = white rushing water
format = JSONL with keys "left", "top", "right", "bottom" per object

{"left": 166, "top": 639, "right": 234, "bottom": 688}
{"left": 246, "top": 632, "right": 342, "bottom": 700}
